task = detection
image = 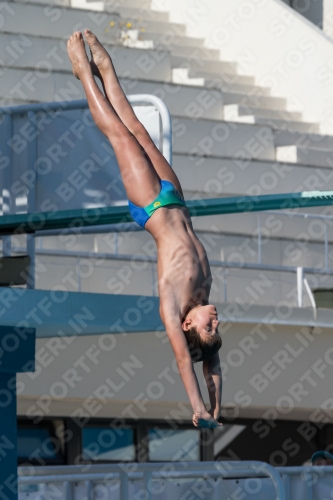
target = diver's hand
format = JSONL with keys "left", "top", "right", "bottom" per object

{"left": 192, "top": 410, "right": 222, "bottom": 429}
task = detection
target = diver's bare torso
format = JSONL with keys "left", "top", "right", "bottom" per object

{"left": 145, "top": 205, "right": 212, "bottom": 323}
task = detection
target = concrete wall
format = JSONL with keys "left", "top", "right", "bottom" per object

{"left": 17, "top": 307, "right": 333, "bottom": 422}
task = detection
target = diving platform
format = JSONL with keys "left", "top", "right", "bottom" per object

{"left": 0, "top": 289, "right": 162, "bottom": 337}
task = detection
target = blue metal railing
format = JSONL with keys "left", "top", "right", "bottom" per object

{"left": 18, "top": 461, "right": 286, "bottom": 500}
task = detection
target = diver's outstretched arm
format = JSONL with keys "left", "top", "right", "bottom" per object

{"left": 203, "top": 353, "right": 222, "bottom": 420}
{"left": 164, "top": 314, "right": 222, "bottom": 428}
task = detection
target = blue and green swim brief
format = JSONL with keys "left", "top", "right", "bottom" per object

{"left": 128, "top": 180, "right": 186, "bottom": 227}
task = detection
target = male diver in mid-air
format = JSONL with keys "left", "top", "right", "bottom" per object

{"left": 67, "top": 30, "right": 222, "bottom": 429}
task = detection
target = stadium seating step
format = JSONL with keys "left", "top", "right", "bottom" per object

{"left": 172, "top": 154, "right": 328, "bottom": 198}
{"left": 224, "top": 96, "right": 286, "bottom": 112}
{"left": 189, "top": 69, "right": 256, "bottom": 85}
{"left": 102, "top": 4, "right": 169, "bottom": 22}
{"left": 116, "top": 32, "right": 221, "bottom": 60}
{"left": 88, "top": 0, "right": 152, "bottom": 8}
{"left": 145, "top": 31, "right": 207, "bottom": 49}
{"left": 0, "top": 33, "right": 171, "bottom": 82}
{"left": 172, "top": 69, "right": 271, "bottom": 96}
{"left": 224, "top": 106, "right": 320, "bottom": 133}
{"left": 171, "top": 117, "right": 275, "bottom": 161}
{"left": 168, "top": 44, "right": 221, "bottom": 60}
{"left": 1, "top": 2, "right": 186, "bottom": 39}
{"left": 1, "top": 2, "right": 118, "bottom": 40}
{"left": 0, "top": 69, "right": 224, "bottom": 121}
{"left": 205, "top": 80, "right": 271, "bottom": 96}
{"left": 11, "top": 0, "right": 165, "bottom": 21}
{"left": 276, "top": 145, "right": 333, "bottom": 168}
{"left": 10, "top": 0, "right": 71, "bottom": 4}
{"left": 172, "top": 55, "right": 238, "bottom": 75}
{"left": 274, "top": 130, "right": 333, "bottom": 150}
{"left": 106, "top": 15, "right": 186, "bottom": 36}
{"left": 254, "top": 117, "right": 320, "bottom": 133}
{"left": 224, "top": 104, "right": 302, "bottom": 121}
{"left": 118, "top": 79, "right": 225, "bottom": 121}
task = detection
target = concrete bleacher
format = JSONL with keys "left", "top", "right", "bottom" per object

{"left": 2, "top": 0, "right": 333, "bottom": 302}
{"left": 0, "top": 0, "right": 323, "bottom": 131}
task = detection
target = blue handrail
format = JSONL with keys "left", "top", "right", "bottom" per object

{"left": 0, "top": 191, "right": 333, "bottom": 235}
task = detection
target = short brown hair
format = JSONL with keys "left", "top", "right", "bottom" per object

{"left": 183, "top": 326, "right": 222, "bottom": 363}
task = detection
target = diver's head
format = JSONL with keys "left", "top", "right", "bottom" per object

{"left": 182, "top": 304, "right": 222, "bottom": 362}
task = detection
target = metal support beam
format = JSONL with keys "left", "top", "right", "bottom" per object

{"left": 0, "top": 191, "right": 332, "bottom": 235}
{"left": 297, "top": 267, "right": 304, "bottom": 308}
{"left": 2, "top": 114, "right": 12, "bottom": 256}
{"left": 0, "top": 327, "right": 35, "bottom": 500}
{"left": 26, "top": 111, "right": 37, "bottom": 289}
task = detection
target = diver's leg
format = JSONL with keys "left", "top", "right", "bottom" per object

{"left": 67, "top": 31, "right": 161, "bottom": 207}
{"left": 84, "top": 29, "right": 183, "bottom": 196}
